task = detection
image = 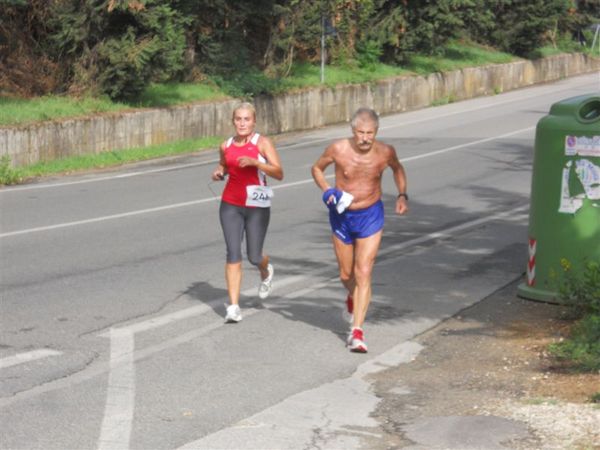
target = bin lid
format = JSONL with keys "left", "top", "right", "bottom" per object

{"left": 549, "top": 94, "right": 600, "bottom": 124}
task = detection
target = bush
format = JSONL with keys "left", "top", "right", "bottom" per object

{"left": 549, "top": 314, "right": 600, "bottom": 372}
{"left": 487, "top": 0, "right": 571, "bottom": 57}
{"left": 555, "top": 259, "right": 600, "bottom": 318}
{"left": 549, "top": 259, "right": 600, "bottom": 373}
{"left": 49, "top": 1, "right": 187, "bottom": 100}
{"left": 212, "top": 69, "right": 284, "bottom": 98}
{"left": 0, "top": 155, "right": 24, "bottom": 185}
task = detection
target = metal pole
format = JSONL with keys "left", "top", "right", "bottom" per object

{"left": 321, "top": 14, "right": 325, "bottom": 84}
{"left": 591, "top": 25, "right": 600, "bottom": 54}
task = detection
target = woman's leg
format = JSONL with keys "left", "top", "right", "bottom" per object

{"left": 245, "top": 207, "right": 271, "bottom": 279}
{"left": 219, "top": 202, "right": 245, "bottom": 304}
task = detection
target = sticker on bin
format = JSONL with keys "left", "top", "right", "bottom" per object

{"left": 565, "top": 135, "right": 600, "bottom": 156}
{"left": 559, "top": 159, "right": 600, "bottom": 214}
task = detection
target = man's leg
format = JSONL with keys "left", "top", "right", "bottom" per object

{"left": 351, "top": 230, "right": 382, "bottom": 328}
{"left": 332, "top": 235, "right": 355, "bottom": 295}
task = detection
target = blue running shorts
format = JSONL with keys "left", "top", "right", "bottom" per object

{"left": 329, "top": 200, "right": 384, "bottom": 244}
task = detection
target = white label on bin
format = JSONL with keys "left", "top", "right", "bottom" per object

{"left": 565, "top": 135, "right": 600, "bottom": 156}
{"left": 559, "top": 161, "right": 584, "bottom": 214}
{"left": 558, "top": 159, "right": 600, "bottom": 214}
{"left": 575, "top": 159, "right": 600, "bottom": 200}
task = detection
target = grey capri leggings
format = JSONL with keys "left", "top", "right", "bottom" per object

{"left": 219, "top": 201, "right": 270, "bottom": 265}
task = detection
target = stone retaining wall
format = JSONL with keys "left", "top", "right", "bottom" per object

{"left": 2, "top": 53, "right": 599, "bottom": 167}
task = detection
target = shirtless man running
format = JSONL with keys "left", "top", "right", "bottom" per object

{"left": 311, "top": 107, "right": 408, "bottom": 352}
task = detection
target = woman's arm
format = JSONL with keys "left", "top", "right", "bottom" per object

{"left": 211, "top": 144, "right": 228, "bottom": 180}
{"left": 238, "top": 136, "right": 284, "bottom": 180}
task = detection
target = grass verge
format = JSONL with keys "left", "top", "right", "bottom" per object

{"left": 0, "top": 136, "right": 222, "bottom": 185}
{"left": 548, "top": 259, "right": 600, "bottom": 404}
{"left": 0, "top": 95, "right": 131, "bottom": 127}
{"left": 405, "top": 40, "right": 515, "bottom": 75}
{"left": 1, "top": 41, "right": 517, "bottom": 127}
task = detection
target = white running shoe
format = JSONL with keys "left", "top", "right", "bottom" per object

{"left": 258, "top": 264, "right": 274, "bottom": 299}
{"left": 225, "top": 304, "right": 242, "bottom": 323}
{"left": 347, "top": 328, "right": 368, "bottom": 353}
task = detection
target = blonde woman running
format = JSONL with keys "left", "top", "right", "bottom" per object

{"left": 212, "top": 103, "right": 284, "bottom": 322}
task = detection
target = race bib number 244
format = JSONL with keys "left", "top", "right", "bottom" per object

{"left": 246, "top": 185, "right": 273, "bottom": 207}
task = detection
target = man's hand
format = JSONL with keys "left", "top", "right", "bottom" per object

{"left": 396, "top": 196, "right": 408, "bottom": 215}
{"left": 322, "top": 188, "right": 341, "bottom": 207}
{"left": 323, "top": 188, "right": 353, "bottom": 213}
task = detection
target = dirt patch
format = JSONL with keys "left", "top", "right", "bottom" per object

{"left": 365, "top": 279, "right": 600, "bottom": 449}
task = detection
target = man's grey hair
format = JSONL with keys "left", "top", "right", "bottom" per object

{"left": 350, "top": 107, "right": 379, "bottom": 129}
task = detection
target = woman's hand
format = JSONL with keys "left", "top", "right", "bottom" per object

{"left": 212, "top": 168, "right": 226, "bottom": 181}
{"left": 237, "top": 156, "right": 258, "bottom": 168}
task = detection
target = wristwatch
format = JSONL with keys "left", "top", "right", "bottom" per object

{"left": 397, "top": 193, "right": 409, "bottom": 201}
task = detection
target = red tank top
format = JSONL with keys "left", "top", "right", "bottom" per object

{"left": 222, "top": 133, "right": 268, "bottom": 207}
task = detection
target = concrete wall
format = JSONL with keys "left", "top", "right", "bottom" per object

{"left": 2, "top": 53, "right": 599, "bottom": 167}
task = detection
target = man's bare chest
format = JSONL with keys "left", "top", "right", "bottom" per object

{"left": 337, "top": 154, "right": 386, "bottom": 180}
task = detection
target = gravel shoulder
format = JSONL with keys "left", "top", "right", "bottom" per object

{"left": 365, "top": 279, "right": 600, "bottom": 450}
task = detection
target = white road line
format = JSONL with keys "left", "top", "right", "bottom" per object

{"left": 99, "top": 274, "right": 308, "bottom": 336}
{"left": 97, "top": 329, "right": 135, "bottom": 450}
{"left": 378, "top": 206, "right": 529, "bottom": 259}
{"left": 98, "top": 204, "right": 528, "bottom": 338}
{"left": 0, "top": 126, "right": 534, "bottom": 239}
{"left": 0, "top": 160, "right": 220, "bottom": 192}
{"left": 0, "top": 196, "right": 216, "bottom": 238}
{"left": 0, "top": 349, "right": 62, "bottom": 369}
{"left": 0, "top": 205, "right": 527, "bottom": 412}
{"left": 93, "top": 203, "right": 528, "bottom": 450}
{"left": 2, "top": 75, "right": 591, "bottom": 194}
{"left": 400, "top": 127, "right": 534, "bottom": 163}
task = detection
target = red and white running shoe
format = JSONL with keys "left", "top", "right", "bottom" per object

{"left": 347, "top": 327, "right": 367, "bottom": 353}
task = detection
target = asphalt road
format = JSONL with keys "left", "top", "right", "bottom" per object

{"left": 1, "top": 73, "right": 598, "bottom": 450}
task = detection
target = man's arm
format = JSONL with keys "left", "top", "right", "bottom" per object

{"left": 311, "top": 144, "right": 336, "bottom": 191}
{"left": 388, "top": 145, "right": 408, "bottom": 215}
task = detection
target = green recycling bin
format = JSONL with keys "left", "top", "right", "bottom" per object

{"left": 517, "top": 94, "right": 600, "bottom": 302}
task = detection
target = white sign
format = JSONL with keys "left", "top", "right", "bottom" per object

{"left": 558, "top": 159, "right": 600, "bottom": 214}
{"left": 565, "top": 135, "right": 600, "bottom": 157}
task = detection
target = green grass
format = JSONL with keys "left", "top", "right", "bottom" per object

{"left": 548, "top": 314, "right": 600, "bottom": 372}
{"left": 0, "top": 136, "right": 221, "bottom": 185}
{"left": 406, "top": 40, "right": 515, "bottom": 75}
{"left": 284, "top": 62, "right": 409, "bottom": 90}
{"left": 0, "top": 83, "right": 230, "bottom": 127}
{"left": 0, "top": 40, "right": 565, "bottom": 182}
{"left": 0, "top": 41, "right": 516, "bottom": 127}
{"left": 0, "top": 95, "right": 131, "bottom": 127}
{"left": 134, "top": 82, "right": 229, "bottom": 107}
{"left": 524, "top": 397, "right": 559, "bottom": 406}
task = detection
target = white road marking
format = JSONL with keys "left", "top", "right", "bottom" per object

{"left": 0, "top": 196, "right": 216, "bottom": 238}
{"left": 400, "top": 127, "right": 534, "bottom": 163}
{"left": 97, "top": 329, "right": 135, "bottom": 450}
{"left": 0, "top": 160, "right": 220, "bottom": 192}
{"left": 0, "top": 205, "right": 527, "bottom": 450}
{"left": 177, "top": 340, "right": 426, "bottom": 450}
{"left": 0, "top": 349, "right": 62, "bottom": 369}
{"left": 0, "top": 75, "right": 583, "bottom": 195}
{"left": 0, "top": 126, "right": 533, "bottom": 239}
{"left": 1, "top": 74, "right": 592, "bottom": 194}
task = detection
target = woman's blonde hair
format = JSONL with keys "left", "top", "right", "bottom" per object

{"left": 232, "top": 102, "right": 256, "bottom": 121}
